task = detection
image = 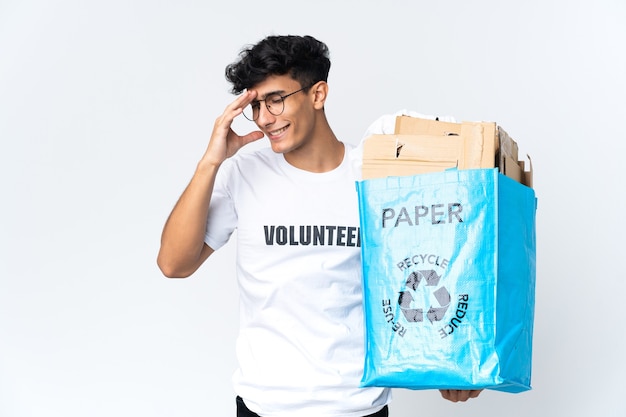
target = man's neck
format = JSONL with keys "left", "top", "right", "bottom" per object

{"left": 285, "top": 140, "right": 344, "bottom": 173}
{"left": 283, "top": 121, "right": 344, "bottom": 173}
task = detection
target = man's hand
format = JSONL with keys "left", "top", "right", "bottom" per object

{"left": 439, "top": 389, "right": 483, "bottom": 402}
{"left": 202, "top": 90, "right": 264, "bottom": 168}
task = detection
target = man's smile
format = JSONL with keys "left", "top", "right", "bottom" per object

{"left": 267, "top": 124, "right": 289, "bottom": 138}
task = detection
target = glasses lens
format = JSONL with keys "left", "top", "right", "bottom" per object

{"left": 242, "top": 93, "right": 287, "bottom": 121}
{"left": 265, "top": 94, "right": 284, "bottom": 116}
{"left": 243, "top": 102, "right": 259, "bottom": 121}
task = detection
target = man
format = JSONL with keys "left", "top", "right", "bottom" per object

{"left": 157, "top": 34, "right": 480, "bottom": 417}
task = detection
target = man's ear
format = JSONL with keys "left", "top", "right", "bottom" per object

{"left": 311, "top": 81, "right": 328, "bottom": 110}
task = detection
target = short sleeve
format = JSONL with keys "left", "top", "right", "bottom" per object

{"left": 204, "top": 160, "right": 238, "bottom": 250}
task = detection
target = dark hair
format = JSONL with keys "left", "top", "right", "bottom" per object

{"left": 225, "top": 35, "right": 331, "bottom": 94}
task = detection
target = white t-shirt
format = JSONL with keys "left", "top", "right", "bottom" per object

{"left": 204, "top": 144, "right": 391, "bottom": 417}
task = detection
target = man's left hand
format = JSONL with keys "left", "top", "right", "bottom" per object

{"left": 439, "top": 389, "right": 483, "bottom": 402}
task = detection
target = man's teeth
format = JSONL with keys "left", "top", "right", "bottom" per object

{"left": 270, "top": 126, "right": 288, "bottom": 135}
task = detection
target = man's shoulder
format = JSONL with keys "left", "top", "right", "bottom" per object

{"left": 234, "top": 145, "right": 274, "bottom": 160}
{"left": 226, "top": 146, "right": 277, "bottom": 169}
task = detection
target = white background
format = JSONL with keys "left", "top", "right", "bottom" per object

{"left": 1, "top": 1, "right": 625, "bottom": 416}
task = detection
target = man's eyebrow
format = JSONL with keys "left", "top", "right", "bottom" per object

{"left": 258, "top": 89, "right": 286, "bottom": 100}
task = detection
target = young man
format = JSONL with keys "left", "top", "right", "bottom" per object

{"left": 157, "top": 35, "right": 480, "bottom": 417}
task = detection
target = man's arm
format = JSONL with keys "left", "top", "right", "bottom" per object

{"left": 157, "top": 90, "right": 263, "bottom": 278}
{"left": 157, "top": 163, "right": 219, "bottom": 278}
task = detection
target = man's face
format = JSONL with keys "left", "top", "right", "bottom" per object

{"left": 248, "top": 74, "right": 317, "bottom": 155}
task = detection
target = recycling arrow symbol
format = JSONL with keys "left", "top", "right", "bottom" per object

{"left": 398, "top": 270, "right": 451, "bottom": 323}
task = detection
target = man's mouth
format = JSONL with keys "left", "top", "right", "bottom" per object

{"left": 268, "top": 125, "right": 289, "bottom": 138}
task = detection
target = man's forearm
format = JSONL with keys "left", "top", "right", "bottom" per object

{"left": 157, "top": 161, "right": 219, "bottom": 277}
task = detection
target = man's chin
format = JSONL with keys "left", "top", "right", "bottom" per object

{"left": 269, "top": 141, "right": 292, "bottom": 154}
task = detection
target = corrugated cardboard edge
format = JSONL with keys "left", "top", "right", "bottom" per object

{"left": 394, "top": 116, "right": 461, "bottom": 136}
{"left": 389, "top": 115, "right": 533, "bottom": 189}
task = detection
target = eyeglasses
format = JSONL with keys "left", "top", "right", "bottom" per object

{"left": 242, "top": 85, "right": 311, "bottom": 121}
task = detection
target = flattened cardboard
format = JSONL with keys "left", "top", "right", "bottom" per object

{"left": 364, "top": 116, "right": 532, "bottom": 188}
{"left": 394, "top": 116, "right": 462, "bottom": 136}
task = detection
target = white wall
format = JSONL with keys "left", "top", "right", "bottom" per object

{"left": 1, "top": 1, "right": 624, "bottom": 416}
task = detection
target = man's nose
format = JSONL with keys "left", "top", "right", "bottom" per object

{"left": 256, "top": 103, "right": 276, "bottom": 127}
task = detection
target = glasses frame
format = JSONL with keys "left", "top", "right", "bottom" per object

{"left": 243, "top": 85, "right": 312, "bottom": 121}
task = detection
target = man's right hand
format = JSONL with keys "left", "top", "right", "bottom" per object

{"left": 201, "top": 90, "right": 265, "bottom": 168}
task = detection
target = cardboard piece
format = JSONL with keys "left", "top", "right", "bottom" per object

{"left": 394, "top": 116, "right": 463, "bottom": 136}
{"left": 363, "top": 115, "right": 532, "bottom": 188}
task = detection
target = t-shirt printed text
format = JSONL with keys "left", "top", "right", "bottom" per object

{"left": 263, "top": 225, "right": 361, "bottom": 247}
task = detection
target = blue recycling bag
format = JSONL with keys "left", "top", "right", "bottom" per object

{"left": 356, "top": 168, "right": 537, "bottom": 393}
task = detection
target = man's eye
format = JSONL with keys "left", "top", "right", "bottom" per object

{"left": 250, "top": 102, "right": 261, "bottom": 110}
{"left": 268, "top": 96, "right": 283, "bottom": 105}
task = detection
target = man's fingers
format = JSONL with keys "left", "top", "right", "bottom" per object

{"left": 214, "top": 90, "right": 257, "bottom": 131}
{"left": 240, "top": 130, "right": 265, "bottom": 146}
{"left": 228, "top": 90, "right": 257, "bottom": 116}
{"left": 439, "top": 389, "right": 483, "bottom": 402}
{"left": 204, "top": 91, "right": 262, "bottom": 166}
{"left": 469, "top": 390, "right": 482, "bottom": 398}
